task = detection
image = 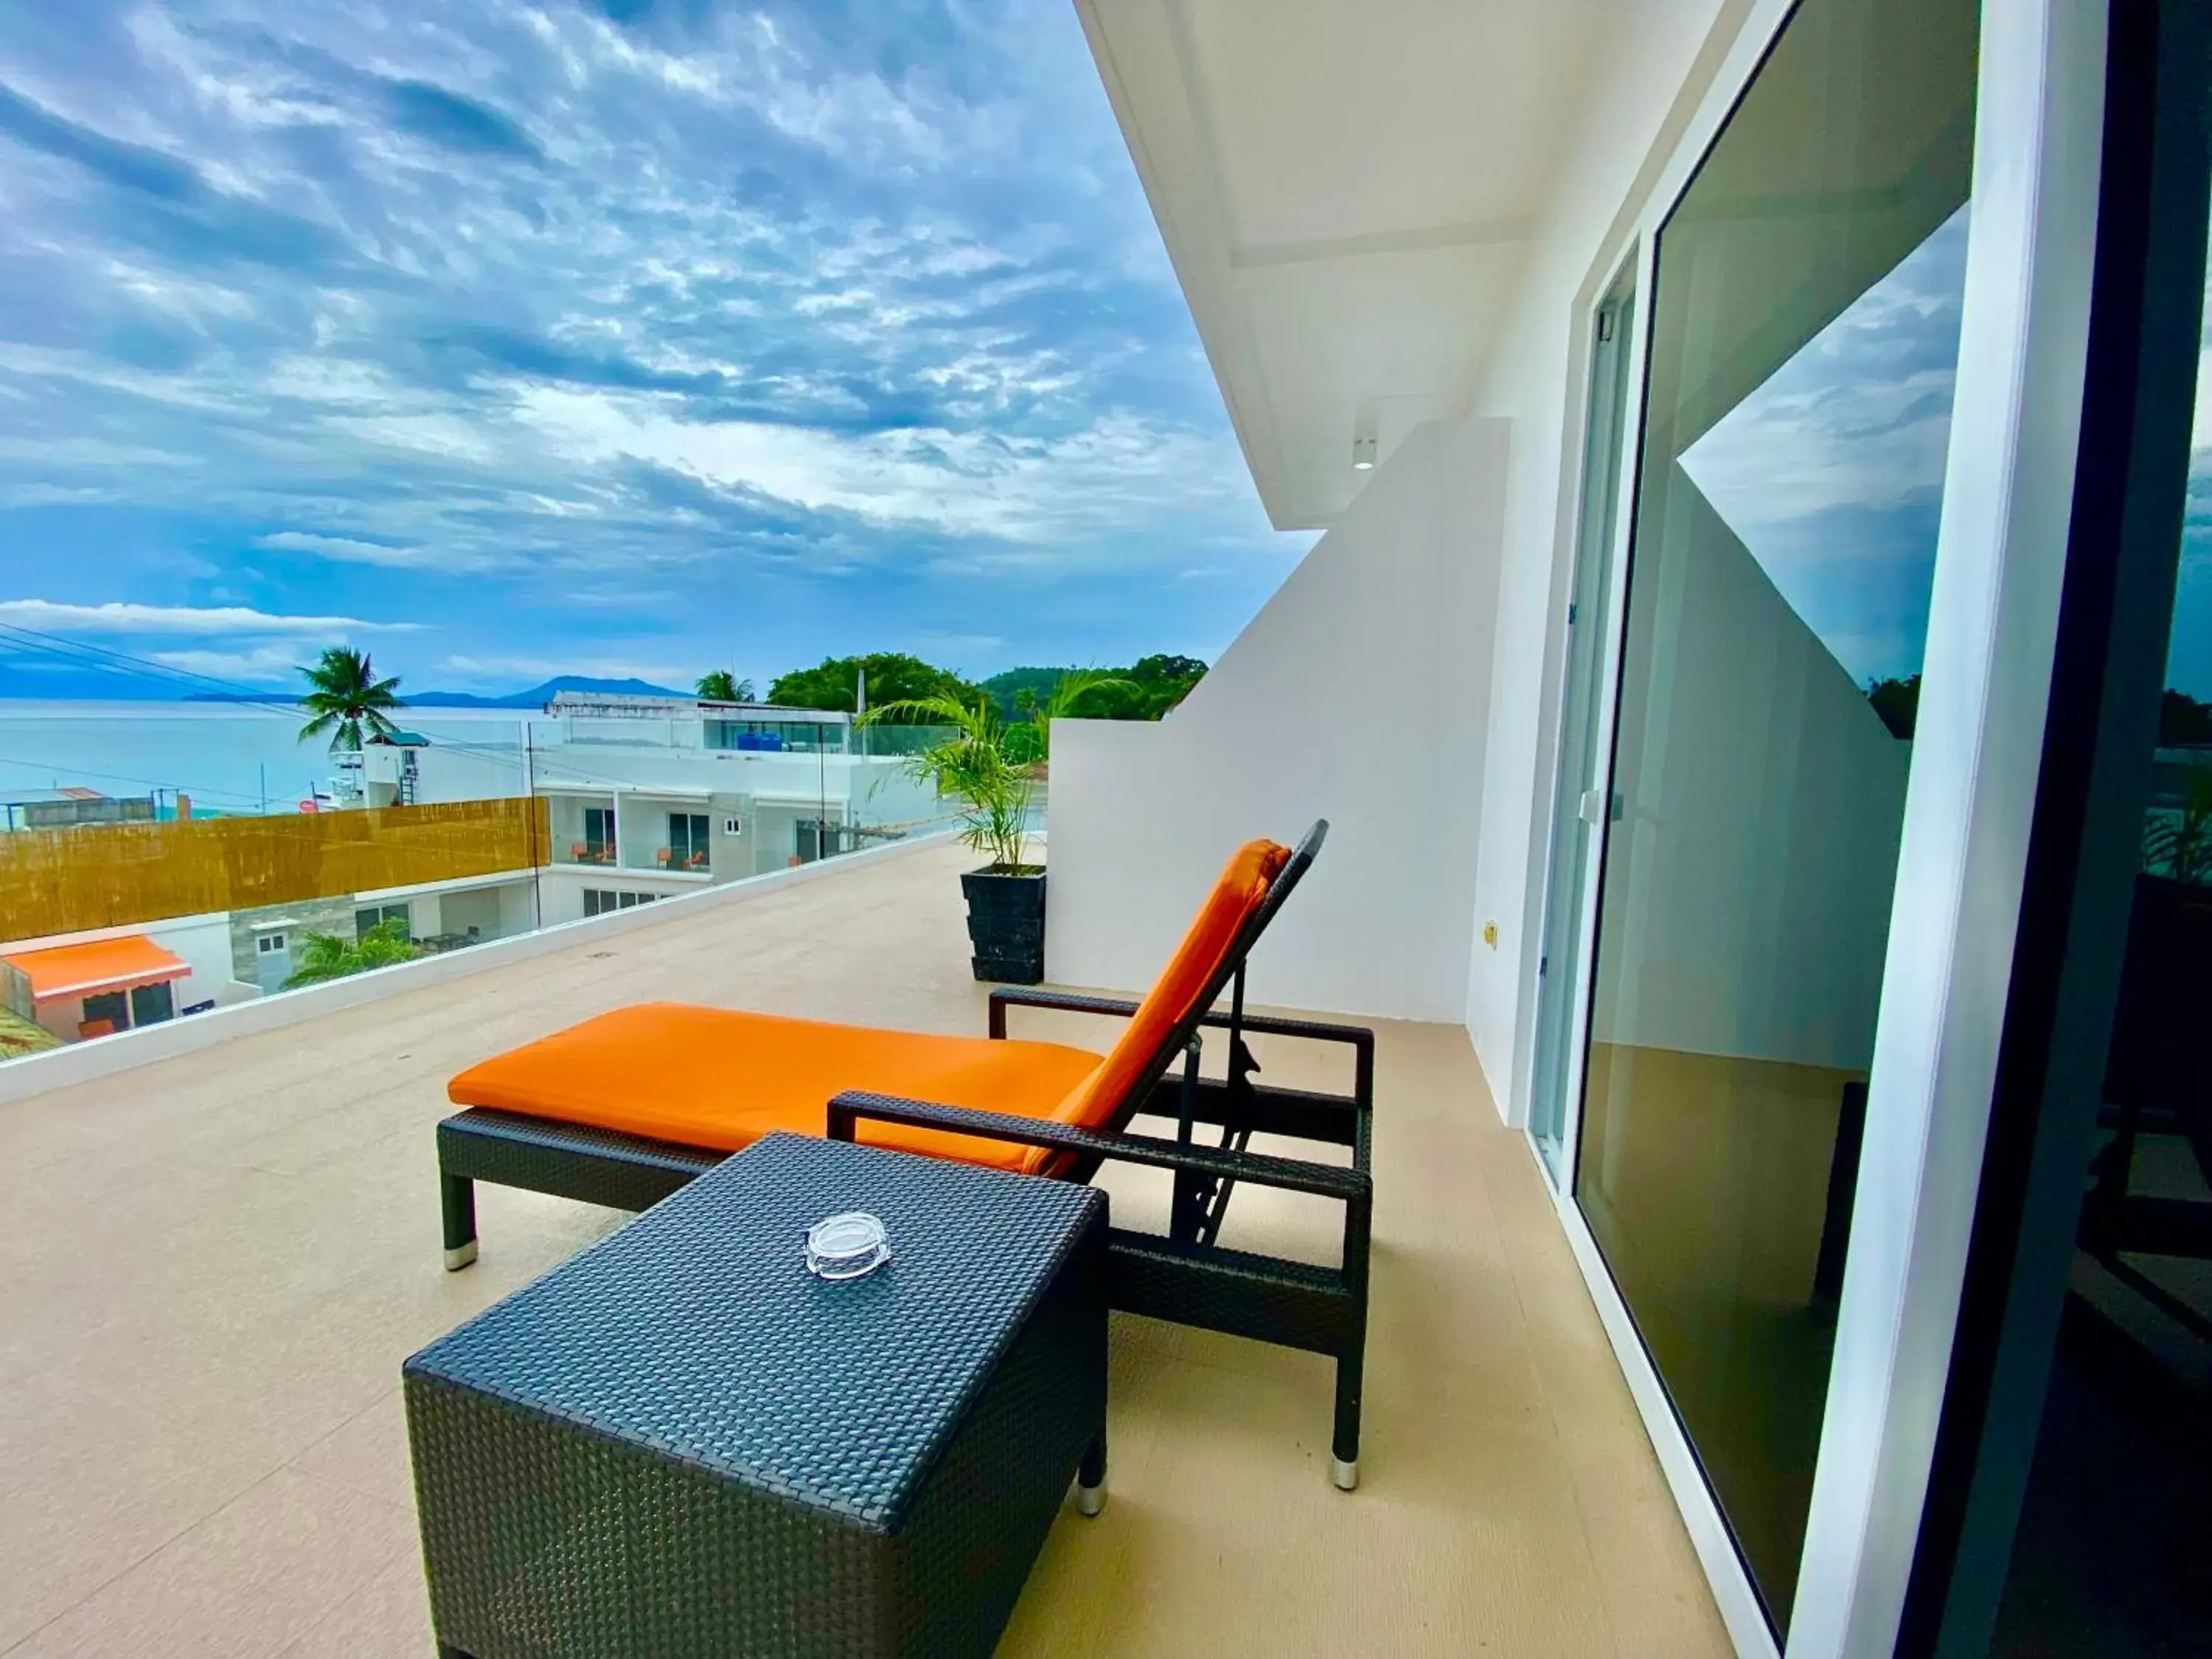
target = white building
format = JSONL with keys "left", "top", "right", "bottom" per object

{"left": 394, "top": 696, "right": 946, "bottom": 928}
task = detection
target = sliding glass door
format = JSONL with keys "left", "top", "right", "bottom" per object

{"left": 1530, "top": 265, "right": 1637, "bottom": 1181}
{"left": 1570, "top": 0, "right": 1978, "bottom": 1631}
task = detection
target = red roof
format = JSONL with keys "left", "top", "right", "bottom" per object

{"left": 1, "top": 936, "right": 190, "bottom": 1004}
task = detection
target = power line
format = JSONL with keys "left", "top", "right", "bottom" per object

{"left": 0, "top": 751, "right": 265, "bottom": 807}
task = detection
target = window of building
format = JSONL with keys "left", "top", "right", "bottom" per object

{"left": 667, "top": 813, "right": 709, "bottom": 870}
{"left": 255, "top": 932, "right": 285, "bottom": 955}
{"left": 355, "top": 902, "right": 411, "bottom": 942}
{"left": 81, "top": 990, "right": 128, "bottom": 1032}
{"left": 129, "top": 981, "right": 174, "bottom": 1026}
{"left": 583, "top": 889, "right": 661, "bottom": 917}
{"left": 582, "top": 807, "right": 614, "bottom": 859}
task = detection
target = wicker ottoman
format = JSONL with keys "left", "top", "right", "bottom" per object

{"left": 403, "top": 1130, "right": 1109, "bottom": 1659}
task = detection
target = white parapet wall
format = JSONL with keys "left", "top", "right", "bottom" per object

{"left": 0, "top": 830, "right": 956, "bottom": 1106}
{"left": 1046, "top": 416, "right": 1506, "bottom": 1022}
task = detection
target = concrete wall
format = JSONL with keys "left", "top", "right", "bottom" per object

{"left": 406, "top": 741, "right": 529, "bottom": 803}
{"left": 536, "top": 868, "right": 704, "bottom": 926}
{"left": 437, "top": 886, "right": 505, "bottom": 942}
{"left": 1047, "top": 416, "right": 1506, "bottom": 1021}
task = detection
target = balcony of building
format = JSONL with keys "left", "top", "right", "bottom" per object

{"left": 0, "top": 838, "right": 1725, "bottom": 1657}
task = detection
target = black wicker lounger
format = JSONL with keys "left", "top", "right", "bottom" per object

{"left": 436, "top": 820, "right": 1375, "bottom": 1487}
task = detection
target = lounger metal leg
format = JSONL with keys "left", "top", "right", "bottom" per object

{"left": 1077, "top": 1431, "right": 1107, "bottom": 1517}
{"left": 1332, "top": 1182, "right": 1370, "bottom": 1490}
{"left": 442, "top": 1172, "right": 478, "bottom": 1270}
{"left": 1331, "top": 1352, "right": 1363, "bottom": 1491}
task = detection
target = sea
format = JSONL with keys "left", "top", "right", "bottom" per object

{"left": 0, "top": 700, "right": 552, "bottom": 815}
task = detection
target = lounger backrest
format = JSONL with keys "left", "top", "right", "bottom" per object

{"left": 1027, "top": 819, "right": 1327, "bottom": 1172}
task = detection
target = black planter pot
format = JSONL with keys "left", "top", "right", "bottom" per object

{"left": 960, "top": 866, "right": 1046, "bottom": 984}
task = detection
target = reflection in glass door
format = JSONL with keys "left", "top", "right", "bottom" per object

{"left": 1570, "top": 0, "right": 1978, "bottom": 1632}
{"left": 1529, "top": 266, "right": 1637, "bottom": 1181}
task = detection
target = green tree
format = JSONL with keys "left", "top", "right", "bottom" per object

{"left": 1865, "top": 673, "right": 1921, "bottom": 741}
{"left": 2161, "top": 687, "right": 2212, "bottom": 745}
{"left": 1001, "top": 668, "right": 1136, "bottom": 765}
{"left": 981, "top": 657, "right": 1206, "bottom": 725}
{"left": 768, "top": 653, "right": 977, "bottom": 719}
{"left": 979, "top": 667, "right": 1067, "bottom": 721}
{"left": 282, "top": 918, "right": 419, "bottom": 988}
{"left": 695, "top": 670, "right": 756, "bottom": 703}
{"left": 296, "top": 647, "right": 406, "bottom": 753}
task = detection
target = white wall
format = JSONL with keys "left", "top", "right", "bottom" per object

{"left": 1461, "top": 0, "right": 1751, "bottom": 1116}
{"left": 535, "top": 867, "right": 704, "bottom": 926}
{"left": 495, "top": 880, "right": 538, "bottom": 936}
{"left": 1047, "top": 416, "right": 1505, "bottom": 1021}
{"left": 406, "top": 742, "right": 529, "bottom": 802}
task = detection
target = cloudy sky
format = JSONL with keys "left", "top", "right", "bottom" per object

{"left": 0, "top": 0, "right": 1302, "bottom": 700}
{"left": 1680, "top": 206, "right": 1969, "bottom": 693}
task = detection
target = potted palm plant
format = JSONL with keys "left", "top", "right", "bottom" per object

{"left": 862, "top": 672, "right": 1125, "bottom": 983}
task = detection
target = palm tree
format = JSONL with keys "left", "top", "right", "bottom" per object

{"left": 282, "top": 918, "right": 418, "bottom": 988}
{"left": 297, "top": 646, "right": 406, "bottom": 752}
{"left": 696, "top": 669, "right": 756, "bottom": 703}
{"left": 1031, "top": 669, "right": 1133, "bottom": 762}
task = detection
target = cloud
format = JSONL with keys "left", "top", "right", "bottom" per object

{"left": 0, "top": 599, "right": 422, "bottom": 635}
{"left": 1678, "top": 206, "right": 1970, "bottom": 686}
{"left": 149, "top": 644, "right": 316, "bottom": 681}
{"left": 256, "top": 529, "right": 499, "bottom": 571}
{"left": 380, "top": 79, "right": 543, "bottom": 161}
{"left": 0, "top": 0, "right": 1298, "bottom": 693}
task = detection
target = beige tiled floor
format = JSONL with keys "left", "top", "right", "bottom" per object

{"left": 0, "top": 844, "right": 1730, "bottom": 1657}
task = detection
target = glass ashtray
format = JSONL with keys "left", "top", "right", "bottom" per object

{"left": 805, "top": 1211, "right": 891, "bottom": 1281}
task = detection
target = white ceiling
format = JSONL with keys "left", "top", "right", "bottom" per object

{"left": 1075, "top": 0, "right": 1612, "bottom": 529}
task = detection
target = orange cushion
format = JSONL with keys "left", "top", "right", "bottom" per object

{"left": 1045, "top": 838, "right": 1291, "bottom": 1144}
{"left": 448, "top": 1003, "right": 1105, "bottom": 1173}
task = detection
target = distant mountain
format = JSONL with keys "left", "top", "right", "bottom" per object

{"left": 181, "top": 675, "right": 690, "bottom": 710}
{"left": 400, "top": 675, "right": 692, "bottom": 709}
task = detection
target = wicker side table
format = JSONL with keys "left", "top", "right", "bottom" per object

{"left": 403, "top": 1131, "right": 1108, "bottom": 1659}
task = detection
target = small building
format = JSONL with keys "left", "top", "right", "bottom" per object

{"left": 1, "top": 933, "right": 194, "bottom": 1041}
{"left": 0, "top": 789, "right": 156, "bottom": 832}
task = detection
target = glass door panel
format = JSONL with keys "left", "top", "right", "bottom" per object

{"left": 1571, "top": 0, "right": 1978, "bottom": 1630}
{"left": 1530, "top": 266, "right": 1637, "bottom": 1181}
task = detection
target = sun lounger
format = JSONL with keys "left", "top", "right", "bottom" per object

{"left": 437, "top": 821, "right": 1374, "bottom": 1484}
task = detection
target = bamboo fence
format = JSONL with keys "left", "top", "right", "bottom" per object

{"left": 0, "top": 798, "right": 550, "bottom": 942}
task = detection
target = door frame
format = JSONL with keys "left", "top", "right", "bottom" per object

{"left": 1782, "top": 2, "right": 2108, "bottom": 1652}
{"left": 1526, "top": 251, "right": 1644, "bottom": 1186}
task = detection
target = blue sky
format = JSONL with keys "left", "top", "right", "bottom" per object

{"left": 0, "top": 0, "right": 1303, "bottom": 700}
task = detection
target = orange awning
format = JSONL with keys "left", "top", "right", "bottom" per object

{"left": 1, "top": 936, "right": 191, "bottom": 1004}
